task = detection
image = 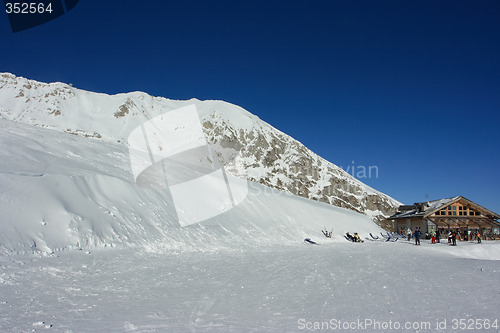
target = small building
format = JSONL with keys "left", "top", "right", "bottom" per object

{"left": 387, "top": 196, "right": 500, "bottom": 240}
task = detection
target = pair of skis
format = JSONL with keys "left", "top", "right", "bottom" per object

{"left": 305, "top": 226, "right": 334, "bottom": 245}
{"left": 322, "top": 226, "right": 333, "bottom": 238}
{"left": 304, "top": 238, "right": 319, "bottom": 245}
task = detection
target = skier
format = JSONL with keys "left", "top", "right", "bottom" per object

{"left": 477, "top": 231, "right": 482, "bottom": 244}
{"left": 414, "top": 228, "right": 421, "bottom": 245}
{"left": 451, "top": 230, "right": 457, "bottom": 246}
{"left": 322, "top": 228, "right": 332, "bottom": 238}
{"left": 430, "top": 230, "right": 436, "bottom": 244}
{"left": 407, "top": 228, "right": 412, "bottom": 241}
{"left": 436, "top": 228, "right": 440, "bottom": 243}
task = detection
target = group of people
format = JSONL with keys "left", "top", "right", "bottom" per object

{"left": 404, "top": 227, "right": 484, "bottom": 246}
{"left": 466, "top": 229, "right": 483, "bottom": 243}
{"left": 446, "top": 229, "right": 481, "bottom": 244}
{"left": 322, "top": 226, "right": 485, "bottom": 245}
{"left": 321, "top": 228, "right": 364, "bottom": 243}
{"left": 406, "top": 227, "right": 424, "bottom": 245}
{"left": 447, "top": 230, "right": 458, "bottom": 246}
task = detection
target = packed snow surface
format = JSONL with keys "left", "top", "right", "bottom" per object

{"left": 1, "top": 241, "right": 499, "bottom": 332}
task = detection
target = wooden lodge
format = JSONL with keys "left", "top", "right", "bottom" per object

{"left": 387, "top": 196, "right": 500, "bottom": 240}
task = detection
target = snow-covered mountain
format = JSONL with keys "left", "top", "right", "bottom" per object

{"left": 0, "top": 73, "right": 400, "bottom": 224}
{"left": 0, "top": 73, "right": 406, "bottom": 253}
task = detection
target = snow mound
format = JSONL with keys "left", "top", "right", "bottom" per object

{"left": 0, "top": 119, "right": 384, "bottom": 254}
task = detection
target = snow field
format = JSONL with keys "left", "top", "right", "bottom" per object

{"left": 1, "top": 241, "right": 499, "bottom": 332}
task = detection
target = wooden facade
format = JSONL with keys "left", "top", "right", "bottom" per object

{"left": 387, "top": 196, "right": 500, "bottom": 240}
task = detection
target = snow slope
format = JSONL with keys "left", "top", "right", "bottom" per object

{"left": 0, "top": 118, "right": 383, "bottom": 254}
{"left": 0, "top": 73, "right": 401, "bottom": 223}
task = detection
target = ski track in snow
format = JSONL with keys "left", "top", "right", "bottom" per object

{"left": 1, "top": 241, "right": 499, "bottom": 332}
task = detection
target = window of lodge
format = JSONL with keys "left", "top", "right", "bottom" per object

{"left": 434, "top": 206, "right": 483, "bottom": 217}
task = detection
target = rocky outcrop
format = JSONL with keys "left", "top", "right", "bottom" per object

{"left": 201, "top": 112, "right": 399, "bottom": 222}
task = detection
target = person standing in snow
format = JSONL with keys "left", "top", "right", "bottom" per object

{"left": 430, "top": 230, "right": 436, "bottom": 244}
{"left": 407, "top": 228, "right": 412, "bottom": 241}
{"left": 436, "top": 228, "right": 440, "bottom": 243}
{"left": 414, "top": 228, "right": 421, "bottom": 245}
{"left": 477, "top": 231, "right": 482, "bottom": 243}
{"left": 451, "top": 230, "right": 457, "bottom": 246}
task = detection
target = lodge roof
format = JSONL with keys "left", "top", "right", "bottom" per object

{"left": 388, "top": 196, "right": 500, "bottom": 221}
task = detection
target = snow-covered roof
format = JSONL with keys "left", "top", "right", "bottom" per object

{"left": 388, "top": 196, "right": 500, "bottom": 220}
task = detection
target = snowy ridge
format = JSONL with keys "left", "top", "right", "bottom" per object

{"left": 0, "top": 73, "right": 400, "bottom": 223}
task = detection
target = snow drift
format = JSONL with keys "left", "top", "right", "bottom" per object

{"left": 0, "top": 73, "right": 393, "bottom": 254}
{"left": 0, "top": 119, "right": 383, "bottom": 254}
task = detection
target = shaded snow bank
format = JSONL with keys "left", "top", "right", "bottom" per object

{"left": 0, "top": 119, "right": 383, "bottom": 254}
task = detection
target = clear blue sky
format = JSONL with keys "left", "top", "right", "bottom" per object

{"left": 1, "top": 1, "right": 499, "bottom": 213}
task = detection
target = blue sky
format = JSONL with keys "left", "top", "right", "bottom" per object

{"left": 1, "top": 1, "right": 499, "bottom": 213}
